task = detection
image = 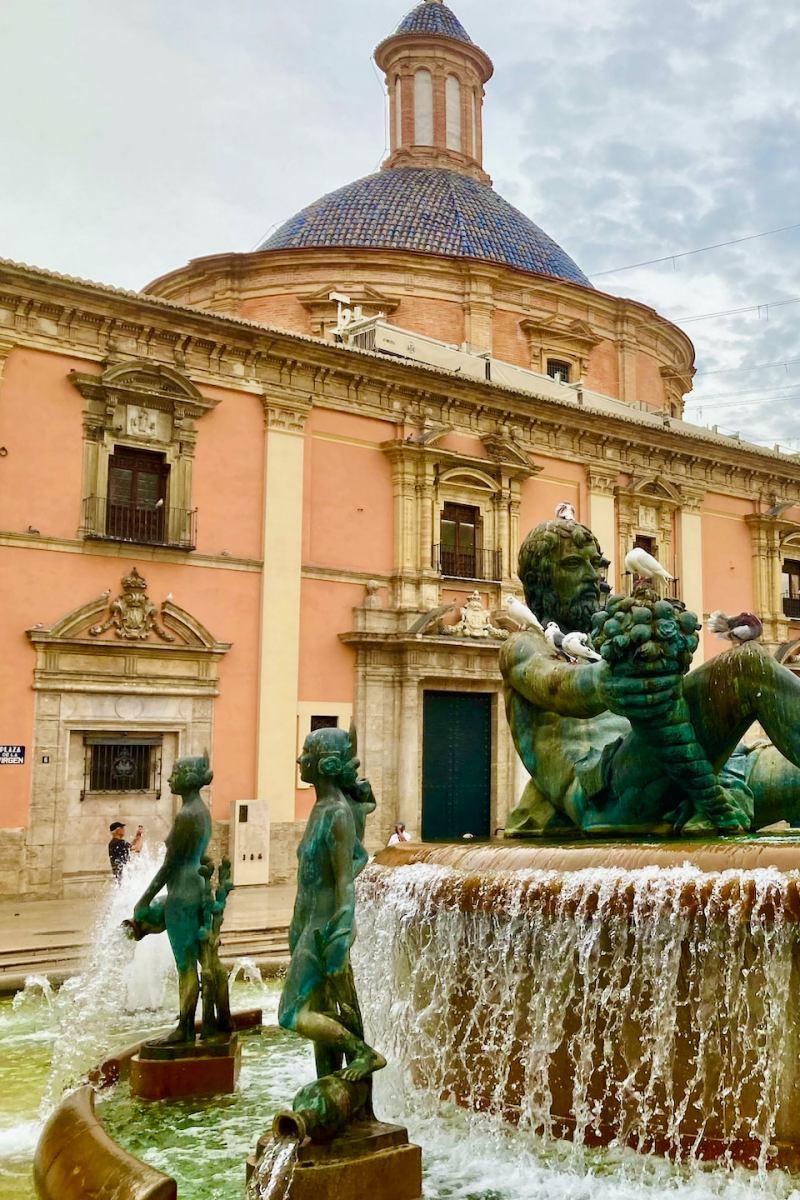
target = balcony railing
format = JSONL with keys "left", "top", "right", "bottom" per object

{"left": 81, "top": 497, "right": 196, "bottom": 551}
{"left": 783, "top": 596, "right": 800, "bottom": 620}
{"left": 432, "top": 544, "right": 502, "bottom": 582}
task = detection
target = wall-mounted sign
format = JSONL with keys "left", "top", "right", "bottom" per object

{"left": 0, "top": 745, "right": 24, "bottom": 765}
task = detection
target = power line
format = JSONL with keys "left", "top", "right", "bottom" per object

{"left": 588, "top": 221, "right": 800, "bottom": 278}
{"left": 694, "top": 356, "right": 800, "bottom": 378}
{"left": 673, "top": 296, "right": 800, "bottom": 324}
{"left": 687, "top": 390, "right": 800, "bottom": 413}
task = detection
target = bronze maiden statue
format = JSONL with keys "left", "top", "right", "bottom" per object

{"left": 276, "top": 725, "right": 385, "bottom": 1140}
{"left": 126, "top": 752, "right": 233, "bottom": 1047}
{"left": 501, "top": 517, "right": 800, "bottom": 837}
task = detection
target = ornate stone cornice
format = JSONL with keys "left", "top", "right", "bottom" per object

{"left": 3, "top": 260, "right": 800, "bottom": 505}
{"left": 584, "top": 465, "right": 618, "bottom": 495}
{"left": 263, "top": 397, "right": 311, "bottom": 433}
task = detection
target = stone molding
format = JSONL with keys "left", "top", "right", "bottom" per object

{"left": 24, "top": 583, "right": 230, "bottom": 894}
{"left": 3, "top": 260, "right": 800, "bottom": 508}
{"left": 69, "top": 358, "right": 218, "bottom": 545}
{"left": 262, "top": 397, "right": 311, "bottom": 433}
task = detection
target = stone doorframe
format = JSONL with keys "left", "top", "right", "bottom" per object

{"left": 25, "top": 577, "right": 230, "bottom": 896}
{"left": 340, "top": 625, "right": 518, "bottom": 848}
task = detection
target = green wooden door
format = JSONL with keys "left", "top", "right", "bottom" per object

{"left": 422, "top": 691, "right": 492, "bottom": 841}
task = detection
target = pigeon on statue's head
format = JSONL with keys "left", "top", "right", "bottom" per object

{"left": 555, "top": 501, "right": 576, "bottom": 522}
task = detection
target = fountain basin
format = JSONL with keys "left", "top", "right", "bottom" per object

{"left": 33, "top": 1009, "right": 262, "bottom": 1200}
{"left": 34, "top": 1085, "right": 176, "bottom": 1200}
{"left": 358, "top": 839, "right": 800, "bottom": 1169}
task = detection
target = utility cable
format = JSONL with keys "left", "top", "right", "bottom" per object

{"left": 589, "top": 221, "right": 800, "bottom": 277}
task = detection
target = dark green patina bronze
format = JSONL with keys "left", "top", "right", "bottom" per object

{"left": 501, "top": 517, "right": 800, "bottom": 837}
{"left": 278, "top": 725, "right": 385, "bottom": 1139}
{"left": 125, "top": 753, "right": 233, "bottom": 1046}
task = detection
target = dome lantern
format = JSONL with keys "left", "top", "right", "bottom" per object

{"left": 374, "top": 1, "right": 493, "bottom": 185}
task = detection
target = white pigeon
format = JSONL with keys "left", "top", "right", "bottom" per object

{"left": 555, "top": 501, "right": 576, "bottom": 521}
{"left": 544, "top": 621, "right": 567, "bottom": 654}
{"left": 561, "top": 631, "right": 601, "bottom": 662}
{"left": 506, "top": 595, "right": 544, "bottom": 633}
{"left": 624, "top": 547, "right": 674, "bottom": 593}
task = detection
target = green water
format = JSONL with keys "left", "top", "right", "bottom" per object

{"left": 6, "top": 986, "right": 800, "bottom": 1200}
{"left": 0, "top": 996, "right": 55, "bottom": 1200}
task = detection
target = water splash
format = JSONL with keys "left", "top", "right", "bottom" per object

{"left": 12, "top": 974, "right": 54, "bottom": 1011}
{"left": 229, "top": 957, "right": 266, "bottom": 988}
{"left": 354, "top": 862, "right": 800, "bottom": 1172}
{"left": 40, "top": 846, "right": 177, "bottom": 1114}
{"left": 246, "top": 1135, "right": 298, "bottom": 1200}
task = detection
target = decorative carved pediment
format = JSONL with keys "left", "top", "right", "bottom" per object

{"left": 27, "top": 568, "right": 230, "bottom": 653}
{"left": 299, "top": 284, "right": 399, "bottom": 318}
{"left": 518, "top": 315, "right": 602, "bottom": 353}
{"left": 481, "top": 431, "right": 536, "bottom": 470}
{"left": 617, "top": 474, "right": 683, "bottom": 506}
{"left": 70, "top": 359, "right": 216, "bottom": 417}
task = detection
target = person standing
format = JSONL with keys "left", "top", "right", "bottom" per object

{"left": 108, "top": 820, "right": 143, "bottom": 882}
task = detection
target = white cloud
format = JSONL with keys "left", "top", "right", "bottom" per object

{"left": 1, "top": 0, "right": 798, "bottom": 446}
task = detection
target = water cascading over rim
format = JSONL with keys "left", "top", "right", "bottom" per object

{"left": 354, "top": 843, "right": 800, "bottom": 1170}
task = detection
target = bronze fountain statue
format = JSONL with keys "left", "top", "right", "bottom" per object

{"left": 124, "top": 752, "right": 236, "bottom": 1096}
{"left": 501, "top": 517, "right": 800, "bottom": 838}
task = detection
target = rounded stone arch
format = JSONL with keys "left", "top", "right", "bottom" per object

{"left": 100, "top": 360, "right": 207, "bottom": 407}
{"left": 438, "top": 467, "right": 499, "bottom": 493}
{"left": 626, "top": 475, "right": 682, "bottom": 506}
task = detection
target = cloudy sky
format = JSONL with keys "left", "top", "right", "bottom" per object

{"left": 2, "top": 0, "right": 798, "bottom": 447}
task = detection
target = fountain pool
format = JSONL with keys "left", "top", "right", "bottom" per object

{"left": 5, "top": 985, "right": 800, "bottom": 1200}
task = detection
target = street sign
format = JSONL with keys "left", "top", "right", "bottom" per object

{"left": 0, "top": 746, "right": 25, "bottom": 765}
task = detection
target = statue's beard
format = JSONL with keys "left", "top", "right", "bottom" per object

{"left": 552, "top": 590, "right": 601, "bottom": 635}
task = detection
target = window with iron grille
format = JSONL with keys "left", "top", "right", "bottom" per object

{"left": 310, "top": 715, "right": 339, "bottom": 732}
{"left": 83, "top": 735, "right": 162, "bottom": 796}
{"left": 547, "top": 359, "right": 572, "bottom": 383}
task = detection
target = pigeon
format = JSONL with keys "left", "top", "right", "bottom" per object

{"left": 555, "top": 501, "right": 576, "bottom": 521}
{"left": 506, "top": 595, "right": 544, "bottom": 633}
{"left": 624, "top": 548, "right": 674, "bottom": 594}
{"left": 707, "top": 610, "right": 763, "bottom": 643}
{"left": 544, "top": 621, "right": 567, "bottom": 655}
{"left": 561, "top": 631, "right": 602, "bottom": 662}
{"left": 763, "top": 499, "right": 794, "bottom": 520}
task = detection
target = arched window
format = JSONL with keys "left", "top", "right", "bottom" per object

{"left": 414, "top": 69, "right": 433, "bottom": 145}
{"left": 472, "top": 90, "right": 479, "bottom": 156}
{"left": 445, "top": 75, "right": 461, "bottom": 151}
{"left": 395, "top": 76, "right": 403, "bottom": 149}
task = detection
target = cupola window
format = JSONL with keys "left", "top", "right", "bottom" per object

{"left": 414, "top": 69, "right": 433, "bottom": 145}
{"left": 446, "top": 75, "right": 462, "bottom": 151}
{"left": 395, "top": 76, "right": 403, "bottom": 149}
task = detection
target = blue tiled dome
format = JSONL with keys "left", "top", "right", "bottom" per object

{"left": 259, "top": 169, "right": 590, "bottom": 287}
{"left": 394, "top": 1, "right": 473, "bottom": 45}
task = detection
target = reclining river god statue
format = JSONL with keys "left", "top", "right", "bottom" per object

{"left": 501, "top": 517, "right": 800, "bottom": 837}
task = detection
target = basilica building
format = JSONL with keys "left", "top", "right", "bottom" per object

{"left": 2, "top": 0, "right": 800, "bottom": 897}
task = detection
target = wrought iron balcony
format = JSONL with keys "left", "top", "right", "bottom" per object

{"left": 81, "top": 497, "right": 196, "bottom": 551}
{"left": 432, "top": 544, "right": 502, "bottom": 582}
{"left": 783, "top": 596, "right": 800, "bottom": 620}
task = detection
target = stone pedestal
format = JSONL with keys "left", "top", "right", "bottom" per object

{"left": 247, "top": 1119, "right": 422, "bottom": 1200}
{"left": 130, "top": 1034, "right": 241, "bottom": 1101}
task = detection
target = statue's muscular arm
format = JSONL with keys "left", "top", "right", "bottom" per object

{"left": 500, "top": 632, "right": 682, "bottom": 722}
{"left": 500, "top": 633, "right": 607, "bottom": 718}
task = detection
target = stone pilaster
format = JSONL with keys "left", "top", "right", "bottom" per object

{"left": 256, "top": 398, "right": 310, "bottom": 829}
{"left": 745, "top": 515, "right": 790, "bottom": 649}
{"left": 585, "top": 466, "right": 618, "bottom": 589}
